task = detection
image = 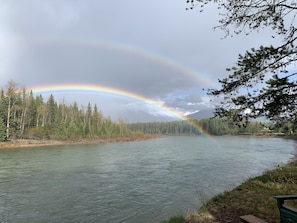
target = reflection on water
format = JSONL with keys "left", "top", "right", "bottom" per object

{"left": 0, "top": 136, "right": 296, "bottom": 223}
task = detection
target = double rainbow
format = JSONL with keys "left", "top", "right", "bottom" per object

{"left": 11, "top": 37, "right": 215, "bottom": 137}
{"left": 31, "top": 84, "right": 213, "bottom": 137}
{"left": 17, "top": 37, "right": 215, "bottom": 88}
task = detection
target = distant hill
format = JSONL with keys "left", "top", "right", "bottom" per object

{"left": 119, "top": 109, "right": 215, "bottom": 123}
{"left": 187, "top": 109, "right": 215, "bottom": 120}
{"left": 119, "top": 110, "right": 179, "bottom": 123}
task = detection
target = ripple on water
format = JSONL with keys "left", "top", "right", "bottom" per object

{"left": 0, "top": 136, "right": 296, "bottom": 223}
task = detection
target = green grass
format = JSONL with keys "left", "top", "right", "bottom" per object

{"left": 186, "top": 159, "right": 297, "bottom": 223}
{"left": 159, "top": 215, "right": 185, "bottom": 223}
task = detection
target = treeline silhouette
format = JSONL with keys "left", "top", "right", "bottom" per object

{"left": 0, "top": 82, "right": 133, "bottom": 141}
{"left": 0, "top": 81, "right": 289, "bottom": 142}
{"left": 129, "top": 119, "right": 269, "bottom": 135}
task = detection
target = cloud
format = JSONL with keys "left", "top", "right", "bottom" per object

{"left": 162, "top": 91, "right": 213, "bottom": 116}
{"left": 0, "top": 0, "right": 285, "bottom": 122}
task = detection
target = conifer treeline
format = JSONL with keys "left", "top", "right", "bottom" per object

{"left": 0, "top": 81, "right": 289, "bottom": 142}
{"left": 129, "top": 119, "right": 270, "bottom": 135}
{"left": 0, "top": 81, "right": 131, "bottom": 141}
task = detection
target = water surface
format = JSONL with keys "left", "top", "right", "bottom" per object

{"left": 0, "top": 136, "right": 296, "bottom": 222}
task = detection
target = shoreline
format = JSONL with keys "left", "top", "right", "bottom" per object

{"left": 0, "top": 135, "right": 163, "bottom": 149}
{"left": 161, "top": 135, "right": 297, "bottom": 223}
{"left": 184, "top": 158, "right": 297, "bottom": 223}
{"left": 1, "top": 134, "right": 296, "bottom": 150}
{"left": 1, "top": 134, "right": 296, "bottom": 222}
{"left": 222, "top": 133, "right": 297, "bottom": 139}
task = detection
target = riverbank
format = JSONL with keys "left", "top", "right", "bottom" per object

{"left": 0, "top": 134, "right": 162, "bottom": 149}
{"left": 183, "top": 157, "right": 297, "bottom": 223}
{"left": 2, "top": 134, "right": 295, "bottom": 149}
{"left": 223, "top": 133, "right": 297, "bottom": 140}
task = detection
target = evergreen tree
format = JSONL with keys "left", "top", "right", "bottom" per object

{"left": 46, "top": 94, "right": 56, "bottom": 127}
{"left": 86, "top": 102, "right": 92, "bottom": 136}
{"left": 35, "top": 95, "right": 44, "bottom": 128}
{"left": 0, "top": 117, "right": 6, "bottom": 141}
{"left": 5, "top": 81, "right": 18, "bottom": 139}
{"left": 0, "top": 89, "right": 5, "bottom": 122}
{"left": 26, "top": 90, "right": 37, "bottom": 128}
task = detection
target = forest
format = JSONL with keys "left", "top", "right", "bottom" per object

{"left": 129, "top": 119, "right": 293, "bottom": 136}
{"left": 0, "top": 82, "right": 293, "bottom": 142}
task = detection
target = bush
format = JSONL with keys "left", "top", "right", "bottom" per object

{"left": 160, "top": 215, "right": 185, "bottom": 223}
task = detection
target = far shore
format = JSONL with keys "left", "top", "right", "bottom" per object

{"left": 1, "top": 133, "right": 296, "bottom": 150}
{"left": 0, "top": 135, "right": 163, "bottom": 149}
{"left": 222, "top": 133, "right": 297, "bottom": 140}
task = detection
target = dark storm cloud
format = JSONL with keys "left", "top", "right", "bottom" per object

{"left": 0, "top": 0, "right": 284, "bottom": 121}
{"left": 8, "top": 39, "right": 200, "bottom": 98}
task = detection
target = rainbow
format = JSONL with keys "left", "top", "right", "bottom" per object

{"left": 24, "top": 37, "right": 214, "bottom": 87}
{"left": 30, "top": 84, "right": 213, "bottom": 137}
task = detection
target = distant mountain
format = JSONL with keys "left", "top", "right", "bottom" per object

{"left": 118, "top": 110, "right": 179, "bottom": 123}
{"left": 116, "top": 108, "right": 215, "bottom": 123}
{"left": 186, "top": 109, "right": 215, "bottom": 120}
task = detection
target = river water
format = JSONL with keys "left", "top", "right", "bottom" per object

{"left": 0, "top": 136, "right": 296, "bottom": 223}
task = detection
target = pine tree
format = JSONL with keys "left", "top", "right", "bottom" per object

{"left": 46, "top": 94, "right": 56, "bottom": 127}
{"left": 5, "top": 81, "right": 18, "bottom": 139}
{"left": 0, "top": 117, "right": 6, "bottom": 141}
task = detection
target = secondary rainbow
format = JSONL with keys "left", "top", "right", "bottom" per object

{"left": 76, "top": 38, "right": 214, "bottom": 87}
{"left": 23, "top": 37, "right": 214, "bottom": 87}
{"left": 31, "top": 84, "right": 213, "bottom": 137}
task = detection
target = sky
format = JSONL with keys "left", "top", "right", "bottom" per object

{"left": 0, "top": 0, "right": 283, "bottom": 122}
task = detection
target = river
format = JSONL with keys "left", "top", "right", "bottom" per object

{"left": 0, "top": 136, "right": 296, "bottom": 223}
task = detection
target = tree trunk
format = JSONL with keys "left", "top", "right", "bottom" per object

{"left": 6, "top": 97, "right": 11, "bottom": 139}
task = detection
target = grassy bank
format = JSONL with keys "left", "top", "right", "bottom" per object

{"left": 162, "top": 157, "right": 297, "bottom": 223}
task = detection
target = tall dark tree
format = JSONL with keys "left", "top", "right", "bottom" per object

{"left": 19, "top": 87, "right": 28, "bottom": 138}
{"left": 187, "top": 0, "right": 297, "bottom": 124}
{"left": 0, "top": 117, "right": 6, "bottom": 141}
{"left": 35, "top": 95, "right": 44, "bottom": 128}
{"left": 26, "top": 90, "right": 37, "bottom": 128}
{"left": 46, "top": 94, "right": 57, "bottom": 127}
{"left": 92, "top": 104, "right": 103, "bottom": 135}
{"left": 5, "top": 81, "right": 18, "bottom": 139}
{"left": 0, "top": 90, "right": 5, "bottom": 119}
{"left": 86, "top": 102, "right": 92, "bottom": 136}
